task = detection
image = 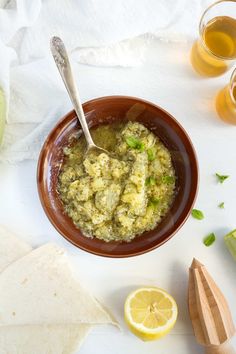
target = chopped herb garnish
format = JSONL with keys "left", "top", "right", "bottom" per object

{"left": 161, "top": 175, "right": 175, "bottom": 184}
{"left": 145, "top": 176, "right": 156, "bottom": 186}
{"left": 203, "top": 233, "right": 216, "bottom": 247}
{"left": 147, "top": 148, "right": 155, "bottom": 161}
{"left": 215, "top": 173, "right": 229, "bottom": 184}
{"left": 126, "top": 136, "right": 144, "bottom": 151}
{"left": 148, "top": 197, "right": 160, "bottom": 207}
{"left": 218, "top": 202, "right": 225, "bottom": 209}
{"left": 191, "top": 209, "right": 204, "bottom": 220}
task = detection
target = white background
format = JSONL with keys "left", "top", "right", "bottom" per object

{"left": 0, "top": 40, "right": 236, "bottom": 353}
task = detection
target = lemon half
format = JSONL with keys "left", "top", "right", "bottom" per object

{"left": 124, "top": 287, "right": 178, "bottom": 341}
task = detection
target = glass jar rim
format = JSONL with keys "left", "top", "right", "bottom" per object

{"left": 229, "top": 67, "right": 236, "bottom": 104}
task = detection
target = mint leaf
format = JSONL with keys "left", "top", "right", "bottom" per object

{"left": 203, "top": 233, "right": 216, "bottom": 247}
{"left": 218, "top": 202, "right": 225, "bottom": 209}
{"left": 147, "top": 148, "right": 155, "bottom": 161}
{"left": 126, "top": 136, "right": 144, "bottom": 151}
{"left": 191, "top": 209, "right": 204, "bottom": 220}
{"left": 216, "top": 173, "right": 229, "bottom": 184}
{"left": 126, "top": 136, "right": 138, "bottom": 148}
{"left": 145, "top": 176, "right": 156, "bottom": 186}
{"left": 161, "top": 175, "right": 175, "bottom": 184}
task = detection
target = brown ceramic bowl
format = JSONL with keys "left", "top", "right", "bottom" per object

{"left": 37, "top": 96, "right": 198, "bottom": 258}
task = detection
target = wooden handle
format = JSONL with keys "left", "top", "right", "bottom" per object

{"left": 205, "top": 342, "right": 236, "bottom": 354}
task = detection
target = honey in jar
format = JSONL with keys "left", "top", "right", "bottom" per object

{"left": 215, "top": 70, "right": 236, "bottom": 124}
{"left": 191, "top": 16, "right": 236, "bottom": 77}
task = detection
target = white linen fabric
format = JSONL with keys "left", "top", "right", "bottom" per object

{"left": 0, "top": 0, "right": 212, "bottom": 162}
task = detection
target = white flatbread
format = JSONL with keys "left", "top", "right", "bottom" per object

{"left": 0, "top": 325, "right": 91, "bottom": 354}
{"left": 0, "top": 231, "right": 114, "bottom": 353}
{"left": 0, "top": 226, "right": 32, "bottom": 272}
{"left": 0, "top": 243, "right": 114, "bottom": 326}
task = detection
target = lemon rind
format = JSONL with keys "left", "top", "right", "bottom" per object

{"left": 124, "top": 287, "right": 178, "bottom": 334}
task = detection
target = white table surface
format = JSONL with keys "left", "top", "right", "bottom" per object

{"left": 0, "top": 39, "right": 236, "bottom": 353}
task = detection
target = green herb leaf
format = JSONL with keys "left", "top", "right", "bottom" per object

{"left": 145, "top": 176, "right": 156, "bottom": 186}
{"left": 215, "top": 173, "right": 229, "bottom": 184}
{"left": 147, "top": 148, "right": 155, "bottom": 161}
{"left": 191, "top": 209, "right": 204, "bottom": 220}
{"left": 203, "top": 233, "right": 216, "bottom": 247}
{"left": 126, "top": 136, "right": 144, "bottom": 151}
{"left": 218, "top": 202, "right": 225, "bottom": 209}
{"left": 148, "top": 197, "right": 160, "bottom": 207}
{"left": 161, "top": 175, "right": 175, "bottom": 184}
{"left": 126, "top": 136, "right": 138, "bottom": 148}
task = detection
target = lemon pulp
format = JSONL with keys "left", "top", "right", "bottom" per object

{"left": 124, "top": 287, "right": 178, "bottom": 341}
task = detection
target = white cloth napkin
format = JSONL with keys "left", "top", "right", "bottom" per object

{"left": 0, "top": 0, "right": 212, "bottom": 162}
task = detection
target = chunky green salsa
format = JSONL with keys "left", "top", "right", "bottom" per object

{"left": 58, "top": 121, "right": 175, "bottom": 242}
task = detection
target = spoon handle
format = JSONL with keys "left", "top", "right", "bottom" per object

{"left": 50, "top": 36, "right": 95, "bottom": 148}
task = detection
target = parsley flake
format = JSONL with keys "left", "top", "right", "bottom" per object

{"left": 216, "top": 173, "right": 229, "bottom": 184}
{"left": 203, "top": 233, "right": 216, "bottom": 247}
{"left": 147, "top": 148, "right": 155, "bottom": 161}
{"left": 161, "top": 175, "right": 175, "bottom": 184}
{"left": 126, "top": 136, "right": 144, "bottom": 151}
{"left": 145, "top": 176, "right": 156, "bottom": 186}
{"left": 191, "top": 209, "right": 204, "bottom": 220}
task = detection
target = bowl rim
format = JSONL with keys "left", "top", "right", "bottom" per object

{"left": 37, "top": 95, "right": 199, "bottom": 258}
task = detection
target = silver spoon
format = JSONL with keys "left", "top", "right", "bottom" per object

{"left": 50, "top": 36, "right": 109, "bottom": 156}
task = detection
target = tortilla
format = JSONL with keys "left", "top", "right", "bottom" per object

{"left": 0, "top": 325, "right": 91, "bottom": 354}
{"left": 0, "top": 243, "right": 114, "bottom": 326}
{"left": 0, "top": 231, "right": 115, "bottom": 353}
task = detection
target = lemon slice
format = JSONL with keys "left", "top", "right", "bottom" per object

{"left": 124, "top": 287, "right": 178, "bottom": 341}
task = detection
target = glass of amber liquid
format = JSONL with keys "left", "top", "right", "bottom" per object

{"left": 191, "top": 0, "right": 236, "bottom": 77}
{"left": 216, "top": 68, "right": 236, "bottom": 123}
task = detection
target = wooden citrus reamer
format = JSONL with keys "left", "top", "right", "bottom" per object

{"left": 188, "top": 258, "right": 236, "bottom": 354}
